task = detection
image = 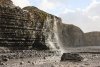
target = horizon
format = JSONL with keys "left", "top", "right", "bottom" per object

{"left": 12, "top": 0, "right": 100, "bottom": 32}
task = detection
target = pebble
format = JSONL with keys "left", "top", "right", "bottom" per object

{"left": 2, "top": 58, "right": 9, "bottom": 62}
{"left": 0, "top": 62, "right": 5, "bottom": 65}
{"left": 28, "top": 61, "right": 31, "bottom": 63}
{"left": 20, "top": 61, "right": 24, "bottom": 65}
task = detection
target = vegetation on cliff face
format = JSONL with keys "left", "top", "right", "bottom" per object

{"left": 23, "top": 6, "right": 48, "bottom": 23}
{"left": 0, "top": 0, "right": 14, "bottom": 7}
{"left": 23, "top": 6, "right": 61, "bottom": 50}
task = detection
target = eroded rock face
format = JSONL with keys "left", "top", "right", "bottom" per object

{"left": 0, "top": 0, "right": 100, "bottom": 51}
{"left": 57, "top": 23, "right": 86, "bottom": 50}
{"left": 23, "top": 6, "right": 61, "bottom": 50}
{"left": 85, "top": 32, "right": 100, "bottom": 46}
{"left": 0, "top": 5, "right": 34, "bottom": 49}
{"left": 0, "top": 2, "right": 61, "bottom": 50}
{"left": 0, "top": 2, "right": 87, "bottom": 50}
{"left": 0, "top": 0, "right": 14, "bottom": 7}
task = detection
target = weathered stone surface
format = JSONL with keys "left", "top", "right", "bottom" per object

{"left": 0, "top": 0, "right": 100, "bottom": 51}
{"left": 61, "top": 53, "right": 83, "bottom": 62}
{"left": 85, "top": 32, "right": 100, "bottom": 46}
{"left": 0, "top": 2, "right": 87, "bottom": 50}
{"left": 0, "top": 0, "right": 14, "bottom": 7}
{"left": 0, "top": 0, "right": 87, "bottom": 50}
{"left": 23, "top": 6, "right": 61, "bottom": 50}
{"left": 0, "top": 2, "right": 61, "bottom": 50}
{"left": 57, "top": 23, "right": 86, "bottom": 50}
{"left": 0, "top": 5, "right": 34, "bottom": 49}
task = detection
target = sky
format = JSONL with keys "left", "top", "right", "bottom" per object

{"left": 12, "top": 0, "right": 100, "bottom": 32}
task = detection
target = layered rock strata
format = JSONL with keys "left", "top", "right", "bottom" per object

{"left": 0, "top": 0, "right": 100, "bottom": 51}
{"left": 0, "top": 0, "right": 61, "bottom": 50}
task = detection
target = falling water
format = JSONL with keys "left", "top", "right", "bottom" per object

{"left": 53, "top": 17, "right": 64, "bottom": 53}
{"left": 44, "top": 15, "right": 64, "bottom": 53}
{"left": 44, "top": 15, "right": 57, "bottom": 49}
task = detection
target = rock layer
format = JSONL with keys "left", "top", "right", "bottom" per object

{"left": 23, "top": 6, "right": 61, "bottom": 50}
{"left": 0, "top": 1, "right": 61, "bottom": 50}
{"left": 0, "top": 5, "right": 34, "bottom": 49}
{"left": 0, "top": 0, "right": 100, "bottom": 51}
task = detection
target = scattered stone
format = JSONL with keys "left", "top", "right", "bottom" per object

{"left": 2, "top": 58, "right": 9, "bottom": 62}
{"left": 32, "top": 62, "right": 35, "bottom": 65}
{"left": 20, "top": 61, "right": 24, "bottom": 65}
{"left": 83, "top": 58, "right": 88, "bottom": 61}
{"left": 43, "top": 57, "right": 46, "bottom": 59}
{"left": 80, "top": 66, "right": 85, "bottom": 67}
{"left": 51, "top": 65, "right": 55, "bottom": 67}
{"left": 96, "top": 66, "right": 100, "bottom": 67}
{"left": 61, "top": 53, "right": 83, "bottom": 62}
{"left": 0, "top": 62, "right": 5, "bottom": 65}
{"left": 28, "top": 61, "right": 31, "bottom": 63}
{"left": 84, "top": 63, "right": 90, "bottom": 66}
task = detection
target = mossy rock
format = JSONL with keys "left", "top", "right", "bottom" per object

{"left": 23, "top": 6, "right": 48, "bottom": 22}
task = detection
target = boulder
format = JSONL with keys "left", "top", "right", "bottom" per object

{"left": 61, "top": 53, "right": 83, "bottom": 62}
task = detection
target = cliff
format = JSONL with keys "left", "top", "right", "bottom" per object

{"left": 0, "top": 3, "right": 35, "bottom": 49}
{"left": 23, "top": 6, "right": 62, "bottom": 50}
{"left": 57, "top": 23, "right": 86, "bottom": 50}
{"left": 0, "top": 0, "right": 14, "bottom": 7}
{"left": 85, "top": 32, "right": 100, "bottom": 46}
{"left": 0, "top": 0, "right": 62, "bottom": 50}
{"left": 0, "top": 0, "right": 100, "bottom": 51}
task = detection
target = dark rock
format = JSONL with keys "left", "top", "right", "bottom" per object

{"left": 2, "top": 58, "right": 9, "bottom": 62}
{"left": 32, "top": 62, "right": 34, "bottom": 65}
{"left": 20, "top": 61, "right": 24, "bottom": 65}
{"left": 0, "top": 62, "right": 5, "bottom": 65}
{"left": 61, "top": 53, "right": 83, "bottom": 62}
{"left": 28, "top": 61, "right": 31, "bottom": 63}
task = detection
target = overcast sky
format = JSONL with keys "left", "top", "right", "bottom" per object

{"left": 12, "top": 0, "right": 100, "bottom": 32}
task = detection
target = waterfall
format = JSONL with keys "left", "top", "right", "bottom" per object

{"left": 44, "top": 15, "right": 57, "bottom": 49}
{"left": 44, "top": 15, "right": 64, "bottom": 53}
{"left": 53, "top": 17, "right": 64, "bottom": 53}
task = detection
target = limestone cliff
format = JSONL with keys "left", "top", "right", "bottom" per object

{"left": 0, "top": 0, "right": 100, "bottom": 51}
{"left": 0, "top": 3, "right": 34, "bottom": 49}
{"left": 0, "top": 0, "right": 62, "bottom": 50}
{"left": 85, "top": 32, "right": 100, "bottom": 46}
{"left": 57, "top": 23, "right": 86, "bottom": 50}
{"left": 0, "top": 0, "right": 14, "bottom": 7}
{"left": 23, "top": 6, "right": 61, "bottom": 50}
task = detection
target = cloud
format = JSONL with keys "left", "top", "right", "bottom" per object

{"left": 38, "top": 0, "right": 55, "bottom": 10}
{"left": 85, "top": 2, "right": 100, "bottom": 16}
{"left": 12, "top": 0, "right": 31, "bottom": 8}
{"left": 60, "top": 1, "right": 100, "bottom": 32}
